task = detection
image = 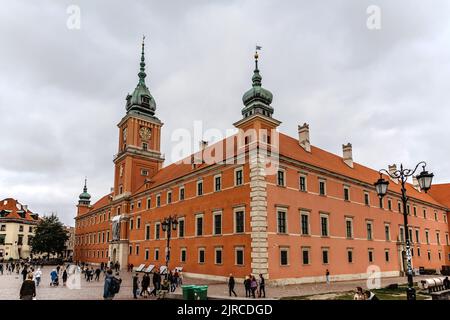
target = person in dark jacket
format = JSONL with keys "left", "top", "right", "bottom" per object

{"left": 150, "top": 270, "right": 161, "bottom": 296}
{"left": 132, "top": 273, "right": 139, "bottom": 299}
{"left": 228, "top": 274, "right": 237, "bottom": 297}
{"left": 103, "top": 269, "right": 116, "bottom": 300}
{"left": 364, "top": 290, "right": 379, "bottom": 300}
{"left": 258, "top": 274, "right": 266, "bottom": 298}
{"left": 20, "top": 274, "right": 36, "bottom": 300}
{"left": 62, "top": 269, "right": 68, "bottom": 286}
{"left": 244, "top": 276, "right": 251, "bottom": 298}
{"left": 140, "top": 273, "right": 150, "bottom": 298}
{"left": 21, "top": 266, "right": 28, "bottom": 281}
{"left": 95, "top": 268, "right": 101, "bottom": 281}
{"left": 444, "top": 277, "right": 450, "bottom": 290}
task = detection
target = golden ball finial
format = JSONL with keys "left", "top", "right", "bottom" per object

{"left": 254, "top": 52, "right": 259, "bottom": 60}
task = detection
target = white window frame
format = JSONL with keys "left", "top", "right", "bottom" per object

{"left": 299, "top": 174, "right": 307, "bottom": 192}
{"left": 178, "top": 217, "right": 185, "bottom": 238}
{"left": 197, "top": 180, "right": 204, "bottom": 196}
{"left": 300, "top": 211, "right": 310, "bottom": 235}
{"left": 320, "top": 213, "right": 329, "bottom": 237}
{"left": 195, "top": 214, "right": 204, "bottom": 237}
{"left": 318, "top": 179, "right": 327, "bottom": 196}
{"left": 277, "top": 169, "right": 286, "bottom": 187}
{"left": 235, "top": 247, "right": 244, "bottom": 266}
{"left": 214, "top": 247, "right": 223, "bottom": 265}
{"left": 279, "top": 247, "right": 290, "bottom": 266}
{"left": 276, "top": 207, "right": 288, "bottom": 234}
{"left": 234, "top": 207, "right": 245, "bottom": 234}
{"left": 234, "top": 167, "right": 244, "bottom": 186}
{"left": 214, "top": 174, "right": 222, "bottom": 192}
{"left": 198, "top": 247, "right": 206, "bottom": 264}
{"left": 343, "top": 186, "right": 350, "bottom": 201}
{"left": 179, "top": 186, "right": 185, "bottom": 201}
{"left": 345, "top": 217, "right": 354, "bottom": 239}
{"left": 180, "top": 248, "right": 187, "bottom": 263}
{"left": 213, "top": 211, "right": 222, "bottom": 235}
{"left": 167, "top": 191, "right": 172, "bottom": 204}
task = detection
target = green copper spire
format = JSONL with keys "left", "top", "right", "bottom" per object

{"left": 138, "top": 36, "right": 147, "bottom": 85}
{"left": 241, "top": 48, "right": 274, "bottom": 118}
{"left": 125, "top": 36, "right": 157, "bottom": 118}
{"left": 78, "top": 177, "right": 91, "bottom": 205}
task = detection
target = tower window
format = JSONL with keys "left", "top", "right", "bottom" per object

{"left": 141, "top": 169, "right": 149, "bottom": 176}
{"left": 142, "top": 142, "right": 148, "bottom": 151}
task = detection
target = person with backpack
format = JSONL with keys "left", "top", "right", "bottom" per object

{"left": 103, "top": 269, "right": 121, "bottom": 300}
{"left": 250, "top": 276, "right": 257, "bottom": 298}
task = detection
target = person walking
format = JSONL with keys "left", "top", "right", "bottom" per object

{"left": 228, "top": 274, "right": 237, "bottom": 297}
{"left": 325, "top": 269, "right": 330, "bottom": 285}
{"left": 250, "top": 276, "right": 257, "bottom": 298}
{"left": 19, "top": 273, "right": 36, "bottom": 300}
{"left": 95, "top": 267, "right": 101, "bottom": 281}
{"left": 62, "top": 269, "right": 68, "bottom": 286}
{"left": 132, "top": 273, "right": 139, "bottom": 299}
{"left": 244, "top": 276, "right": 251, "bottom": 298}
{"left": 444, "top": 276, "right": 450, "bottom": 290}
{"left": 34, "top": 268, "right": 42, "bottom": 287}
{"left": 258, "top": 274, "right": 266, "bottom": 298}
{"left": 103, "top": 269, "right": 116, "bottom": 300}
{"left": 150, "top": 270, "right": 161, "bottom": 296}
{"left": 56, "top": 265, "right": 61, "bottom": 275}
{"left": 0, "top": 263, "right": 3, "bottom": 275}
{"left": 21, "top": 265, "right": 28, "bottom": 282}
{"left": 140, "top": 273, "right": 150, "bottom": 298}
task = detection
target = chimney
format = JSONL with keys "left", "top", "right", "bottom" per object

{"left": 388, "top": 164, "right": 398, "bottom": 184}
{"left": 298, "top": 123, "right": 311, "bottom": 153}
{"left": 342, "top": 143, "right": 353, "bottom": 168}
{"left": 412, "top": 176, "right": 421, "bottom": 191}
{"left": 199, "top": 140, "right": 208, "bottom": 151}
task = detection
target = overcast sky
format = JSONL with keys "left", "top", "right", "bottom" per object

{"left": 1, "top": 0, "right": 450, "bottom": 226}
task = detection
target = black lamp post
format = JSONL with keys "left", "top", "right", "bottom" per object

{"left": 374, "top": 162, "right": 434, "bottom": 300}
{"left": 161, "top": 215, "right": 178, "bottom": 279}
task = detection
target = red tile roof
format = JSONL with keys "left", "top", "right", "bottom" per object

{"left": 90, "top": 131, "right": 447, "bottom": 210}
{"left": 428, "top": 184, "right": 450, "bottom": 208}
{"left": 0, "top": 198, "right": 39, "bottom": 222}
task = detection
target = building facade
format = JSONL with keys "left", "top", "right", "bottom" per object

{"left": 74, "top": 43, "right": 450, "bottom": 284}
{"left": 0, "top": 198, "right": 39, "bottom": 261}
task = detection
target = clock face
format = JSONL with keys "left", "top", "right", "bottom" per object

{"left": 139, "top": 127, "right": 152, "bottom": 141}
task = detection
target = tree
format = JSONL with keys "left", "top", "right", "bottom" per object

{"left": 31, "top": 213, "right": 69, "bottom": 259}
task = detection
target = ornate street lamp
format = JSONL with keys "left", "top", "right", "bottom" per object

{"left": 374, "top": 161, "right": 434, "bottom": 301}
{"left": 161, "top": 215, "right": 178, "bottom": 279}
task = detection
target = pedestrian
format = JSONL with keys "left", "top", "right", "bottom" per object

{"left": 364, "top": 290, "right": 379, "bottom": 300}
{"left": 132, "top": 273, "right": 139, "bottom": 299}
{"left": 62, "top": 269, "right": 68, "bottom": 285}
{"left": 95, "top": 267, "right": 101, "bottom": 281}
{"left": 0, "top": 263, "right": 3, "bottom": 275}
{"left": 258, "top": 274, "right": 266, "bottom": 298}
{"left": 444, "top": 277, "right": 450, "bottom": 290}
{"left": 50, "top": 269, "right": 59, "bottom": 286}
{"left": 150, "top": 270, "right": 161, "bottom": 296}
{"left": 103, "top": 269, "right": 121, "bottom": 300}
{"left": 56, "top": 265, "right": 61, "bottom": 275}
{"left": 34, "top": 268, "right": 42, "bottom": 287}
{"left": 325, "top": 269, "right": 330, "bottom": 285}
{"left": 353, "top": 287, "right": 365, "bottom": 300}
{"left": 228, "top": 274, "right": 237, "bottom": 297}
{"left": 19, "top": 273, "right": 36, "bottom": 300}
{"left": 140, "top": 273, "right": 150, "bottom": 298}
{"left": 250, "top": 276, "right": 257, "bottom": 298}
{"left": 244, "top": 276, "right": 251, "bottom": 298}
{"left": 21, "top": 265, "right": 28, "bottom": 282}
{"left": 173, "top": 270, "right": 179, "bottom": 288}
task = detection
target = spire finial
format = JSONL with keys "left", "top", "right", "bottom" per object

{"left": 83, "top": 177, "right": 88, "bottom": 193}
{"left": 252, "top": 45, "right": 262, "bottom": 87}
{"left": 138, "top": 35, "right": 147, "bottom": 85}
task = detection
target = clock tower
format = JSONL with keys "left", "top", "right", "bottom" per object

{"left": 113, "top": 38, "right": 164, "bottom": 199}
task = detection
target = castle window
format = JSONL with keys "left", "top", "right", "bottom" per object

{"left": 197, "top": 180, "right": 203, "bottom": 196}
{"left": 235, "top": 247, "right": 244, "bottom": 266}
{"left": 277, "top": 210, "right": 287, "bottom": 234}
{"left": 234, "top": 210, "right": 245, "bottom": 234}
{"left": 280, "top": 248, "right": 289, "bottom": 266}
{"left": 141, "top": 169, "right": 149, "bottom": 176}
{"left": 364, "top": 192, "right": 370, "bottom": 206}
{"left": 198, "top": 248, "right": 205, "bottom": 264}
{"left": 319, "top": 180, "right": 326, "bottom": 196}
{"left": 215, "top": 247, "right": 223, "bottom": 265}
{"left": 178, "top": 218, "right": 185, "bottom": 238}
{"left": 196, "top": 214, "right": 203, "bottom": 236}
{"left": 277, "top": 170, "right": 285, "bottom": 187}
{"left": 180, "top": 248, "right": 187, "bottom": 263}
{"left": 235, "top": 168, "right": 243, "bottom": 186}
{"left": 142, "top": 142, "right": 148, "bottom": 151}
{"left": 167, "top": 191, "right": 172, "bottom": 204}
{"left": 343, "top": 186, "right": 350, "bottom": 201}
{"left": 179, "top": 186, "right": 185, "bottom": 201}
{"left": 214, "top": 175, "right": 222, "bottom": 192}
{"left": 142, "top": 96, "right": 150, "bottom": 104}
{"left": 299, "top": 175, "right": 307, "bottom": 192}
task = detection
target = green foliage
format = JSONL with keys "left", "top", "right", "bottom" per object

{"left": 31, "top": 213, "right": 69, "bottom": 258}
